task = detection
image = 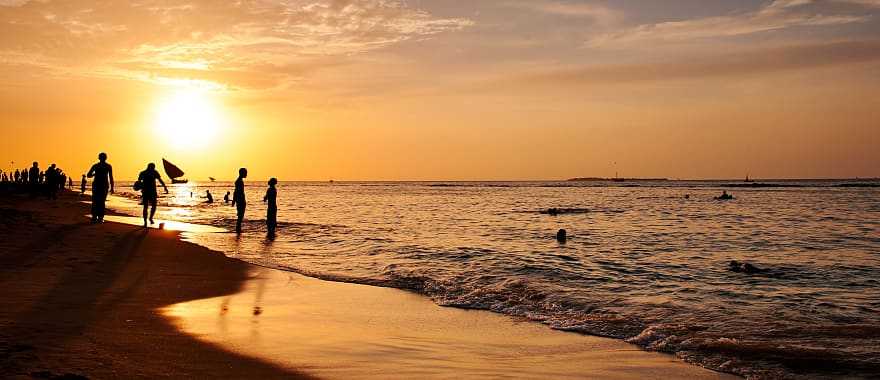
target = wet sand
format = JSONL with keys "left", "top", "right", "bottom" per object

{"left": 0, "top": 191, "right": 311, "bottom": 379}
{"left": 0, "top": 191, "right": 737, "bottom": 379}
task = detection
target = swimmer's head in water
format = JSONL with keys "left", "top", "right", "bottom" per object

{"left": 239, "top": 168, "right": 248, "bottom": 178}
{"left": 98, "top": 152, "right": 107, "bottom": 161}
{"left": 269, "top": 178, "right": 278, "bottom": 186}
{"left": 147, "top": 163, "right": 156, "bottom": 170}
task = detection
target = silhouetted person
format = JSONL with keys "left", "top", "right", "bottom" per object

{"left": 231, "top": 168, "right": 248, "bottom": 234}
{"left": 263, "top": 178, "right": 278, "bottom": 237}
{"left": 14, "top": 169, "right": 20, "bottom": 183}
{"left": 205, "top": 190, "right": 214, "bottom": 204}
{"left": 45, "top": 164, "right": 58, "bottom": 199}
{"left": 224, "top": 191, "right": 230, "bottom": 204}
{"left": 716, "top": 190, "right": 734, "bottom": 200}
{"left": 80, "top": 174, "right": 87, "bottom": 194}
{"left": 68, "top": 176, "right": 73, "bottom": 189}
{"left": 28, "top": 162, "right": 40, "bottom": 198}
{"left": 556, "top": 229, "right": 567, "bottom": 243}
{"left": 87, "top": 153, "right": 114, "bottom": 223}
{"left": 137, "top": 163, "right": 169, "bottom": 227}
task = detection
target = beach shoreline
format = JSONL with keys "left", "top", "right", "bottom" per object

{"left": 0, "top": 190, "right": 738, "bottom": 379}
{"left": 0, "top": 190, "right": 312, "bottom": 379}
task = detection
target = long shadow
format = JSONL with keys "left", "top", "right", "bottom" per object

{"left": 0, "top": 200, "right": 314, "bottom": 378}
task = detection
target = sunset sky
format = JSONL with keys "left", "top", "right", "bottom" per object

{"left": 1, "top": 0, "right": 878, "bottom": 181}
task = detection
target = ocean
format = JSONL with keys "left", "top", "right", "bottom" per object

{"left": 107, "top": 180, "right": 880, "bottom": 378}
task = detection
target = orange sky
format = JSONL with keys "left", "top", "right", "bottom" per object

{"left": 1, "top": 0, "right": 879, "bottom": 180}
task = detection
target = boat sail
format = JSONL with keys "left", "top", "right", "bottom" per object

{"left": 162, "top": 158, "right": 188, "bottom": 184}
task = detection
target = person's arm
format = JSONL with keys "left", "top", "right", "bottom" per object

{"left": 87, "top": 164, "right": 96, "bottom": 178}
{"left": 158, "top": 175, "right": 169, "bottom": 193}
{"left": 108, "top": 165, "right": 114, "bottom": 193}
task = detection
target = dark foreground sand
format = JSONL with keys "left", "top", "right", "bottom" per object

{"left": 0, "top": 191, "right": 737, "bottom": 379}
{"left": 0, "top": 191, "right": 311, "bottom": 379}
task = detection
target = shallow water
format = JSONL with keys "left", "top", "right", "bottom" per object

{"left": 109, "top": 180, "right": 880, "bottom": 378}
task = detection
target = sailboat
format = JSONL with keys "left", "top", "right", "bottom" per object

{"left": 162, "top": 158, "right": 188, "bottom": 184}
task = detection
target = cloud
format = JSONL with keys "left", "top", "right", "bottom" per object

{"left": 835, "top": 0, "right": 880, "bottom": 7}
{"left": 504, "top": 1, "right": 621, "bottom": 24}
{"left": 0, "top": 0, "right": 32, "bottom": 6}
{"left": 0, "top": 0, "right": 473, "bottom": 91}
{"left": 493, "top": 40, "right": 880, "bottom": 87}
{"left": 587, "top": 0, "right": 869, "bottom": 47}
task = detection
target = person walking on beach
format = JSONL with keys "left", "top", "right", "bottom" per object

{"left": 137, "top": 163, "right": 169, "bottom": 227}
{"left": 263, "top": 178, "right": 278, "bottom": 238}
{"left": 80, "top": 174, "right": 87, "bottom": 194}
{"left": 231, "top": 168, "right": 248, "bottom": 234}
{"left": 87, "top": 153, "right": 114, "bottom": 223}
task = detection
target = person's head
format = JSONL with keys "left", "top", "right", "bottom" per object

{"left": 98, "top": 152, "right": 107, "bottom": 162}
{"left": 50, "top": 163, "right": 56, "bottom": 168}
{"left": 147, "top": 163, "right": 156, "bottom": 170}
{"left": 268, "top": 178, "right": 277, "bottom": 186}
{"left": 32, "top": 161, "right": 38, "bottom": 167}
{"left": 239, "top": 168, "right": 248, "bottom": 178}
{"left": 82, "top": 174, "right": 86, "bottom": 178}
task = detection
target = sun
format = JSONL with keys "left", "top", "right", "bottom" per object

{"left": 153, "top": 88, "right": 227, "bottom": 150}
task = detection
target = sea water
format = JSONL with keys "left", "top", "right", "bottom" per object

{"left": 109, "top": 180, "right": 880, "bottom": 378}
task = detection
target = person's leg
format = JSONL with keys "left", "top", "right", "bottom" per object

{"left": 97, "top": 189, "right": 107, "bottom": 221}
{"left": 149, "top": 200, "right": 157, "bottom": 224}
{"left": 91, "top": 192, "right": 100, "bottom": 222}
{"left": 142, "top": 200, "right": 149, "bottom": 227}
{"left": 236, "top": 204, "right": 245, "bottom": 234}
{"left": 267, "top": 207, "right": 277, "bottom": 236}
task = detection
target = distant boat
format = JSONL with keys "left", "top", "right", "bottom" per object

{"left": 208, "top": 177, "right": 216, "bottom": 182}
{"left": 162, "top": 158, "right": 188, "bottom": 184}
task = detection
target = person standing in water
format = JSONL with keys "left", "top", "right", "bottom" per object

{"left": 205, "top": 190, "right": 214, "bottom": 204}
{"left": 224, "top": 191, "right": 230, "bottom": 204}
{"left": 87, "top": 153, "right": 114, "bottom": 223}
{"left": 137, "top": 163, "right": 169, "bottom": 227}
{"left": 263, "top": 178, "right": 278, "bottom": 238}
{"left": 231, "top": 168, "right": 248, "bottom": 234}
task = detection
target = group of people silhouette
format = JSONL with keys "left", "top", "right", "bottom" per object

{"left": 4, "top": 153, "right": 279, "bottom": 237}
{"left": 84, "top": 153, "right": 278, "bottom": 236}
{"left": 1, "top": 161, "right": 76, "bottom": 200}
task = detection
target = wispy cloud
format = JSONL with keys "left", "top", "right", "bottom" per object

{"left": 487, "top": 40, "right": 880, "bottom": 88}
{"left": 587, "top": 0, "right": 869, "bottom": 47}
{"left": 0, "top": 0, "right": 473, "bottom": 91}
{"left": 835, "top": 0, "right": 880, "bottom": 7}
{"left": 504, "top": 1, "right": 621, "bottom": 24}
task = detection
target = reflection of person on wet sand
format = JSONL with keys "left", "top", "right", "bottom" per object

{"left": 137, "top": 163, "right": 169, "bottom": 227}
{"left": 87, "top": 153, "right": 114, "bottom": 223}
{"left": 263, "top": 178, "right": 278, "bottom": 238}
{"left": 231, "top": 168, "right": 248, "bottom": 234}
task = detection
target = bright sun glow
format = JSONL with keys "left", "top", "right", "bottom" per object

{"left": 153, "top": 89, "right": 227, "bottom": 150}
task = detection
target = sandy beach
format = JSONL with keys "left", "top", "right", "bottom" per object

{"left": 0, "top": 190, "right": 737, "bottom": 379}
